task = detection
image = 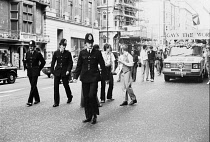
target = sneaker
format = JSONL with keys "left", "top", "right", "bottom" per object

{"left": 151, "top": 79, "right": 154, "bottom": 82}
{"left": 101, "top": 100, "right": 105, "bottom": 103}
{"left": 207, "top": 81, "right": 210, "bottom": 85}
{"left": 146, "top": 79, "right": 149, "bottom": 81}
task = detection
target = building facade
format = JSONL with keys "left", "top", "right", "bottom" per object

{"left": 0, "top": 0, "right": 50, "bottom": 69}
{"left": 45, "top": 0, "right": 99, "bottom": 59}
{"left": 138, "top": 0, "right": 195, "bottom": 47}
{"left": 97, "top": 0, "right": 139, "bottom": 51}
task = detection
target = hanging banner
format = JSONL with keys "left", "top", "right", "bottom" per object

{"left": 166, "top": 29, "right": 210, "bottom": 40}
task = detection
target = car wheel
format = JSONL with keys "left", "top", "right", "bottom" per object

{"left": 164, "top": 75, "right": 170, "bottom": 82}
{"left": 7, "top": 73, "right": 16, "bottom": 84}
{"left": 197, "top": 72, "right": 204, "bottom": 83}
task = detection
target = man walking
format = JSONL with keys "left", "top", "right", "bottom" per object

{"left": 140, "top": 45, "right": 149, "bottom": 81}
{"left": 74, "top": 33, "right": 106, "bottom": 124}
{"left": 50, "top": 39, "right": 73, "bottom": 107}
{"left": 23, "top": 40, "right": 46, "bottom": 107}
{"left": 131, "top": 50, "right": 138, "bottom": 82}
{"left": 147, "top": 46, "right": 156, "bottom": 82}
{"left": 100, "top": 43, "right": 115, "bottom": 103}
{"left": 119, "top": 44, "right": 137, "bottom": 106}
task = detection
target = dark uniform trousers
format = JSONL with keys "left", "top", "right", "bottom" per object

{"left": 23, "top": 51, "right": 46, "bottom": 103}
{"left": 74, "top": 48, "right": 106, "bottom": 119}
{"left": 54, "top": 75, "right": 72, "bottom": 104}
{"left": 28, "top": 76, "right": 40, "bottom": 103}
{"left": 82, "top": 82, "right": 99, "bottom": 118}
{"left": 51, "top": 50, "right": 73, "bottom": 105}
{"left": 101, "top": 66, "right": 113, "bottom": 101}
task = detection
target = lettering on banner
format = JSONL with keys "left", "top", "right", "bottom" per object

{"left": 166, "top": 29, "right": 210, "bottom": 40}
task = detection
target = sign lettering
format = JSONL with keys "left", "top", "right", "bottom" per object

{"left": 166, "top": 29, "right": 210, "bottom": 40}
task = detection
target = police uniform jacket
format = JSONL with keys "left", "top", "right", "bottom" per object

{"left": 74, "top": 48, "right": 106, "bottom": 83}
{"left": 24, "top": 50, "right": 46, "bottom": 77}
{"left": 50, "top": 49, "right": 73, "bottom": 77}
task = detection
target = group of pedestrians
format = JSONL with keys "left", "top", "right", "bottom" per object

{"left": 140, "top": 45, "right": 166, "bottom": 82}
{"left": 23, "top": 33, "right": 137, "bottom": 125}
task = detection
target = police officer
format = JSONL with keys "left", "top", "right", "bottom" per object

{"left": 74, "top": 33, "right": 106, "bottom": 124}
{"left": 23, "top": 40, "right": 46, "bottom": 107}
{"left": 50, "top": 39, "right": 73, "bottom": 107}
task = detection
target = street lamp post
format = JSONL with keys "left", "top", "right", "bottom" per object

{"left": 107, "top": 0, "right": 109, "bottom": 43}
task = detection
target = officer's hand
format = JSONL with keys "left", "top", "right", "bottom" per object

{"left": 50, "top": 74, "right": 54, "bottom": 79}
{"left": 66, "top": 71, "right": 70, "bottom": 75}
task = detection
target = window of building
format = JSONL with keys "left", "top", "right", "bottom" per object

{"left": 22, "top": 3, "right": 33, "bottom": 33}
{"left": 67, "top": 0, "right": 73, "bottom": 20}
{"left": 10, "top": 2, "right": 19, "bottom": 31}
{"left": 88, "top": 1, "right": 92, "bottom": 24}
{"left": 115, "top": 21, "right": 117, "bottom": 26}
{"left": 103, "top": 14, "right": 106, "bottom": 20}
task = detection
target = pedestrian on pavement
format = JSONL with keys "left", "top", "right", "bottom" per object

{"left": 147, "top": 46, "right": 156, "bottom": 82}
{"left": 131, "top": 50, "right": 139, "bottom": 82}
{"left": 74, "top": 33, "right": 106, "bottom": 124}
{"left": 100, "top": 43, "right": 115, "bottom": 103}
{"left": 119, "top": 44, "right": 137, "bottom": 106}
{"left": 204, "top": 46, "right": 210, "bottom": 84}
{"left": 155, "top": 49, "right": 164, "bottom": 75}
{"left": 50, "top": 38, "right": 73, "bottom": 107}
{"left": 116, "top": 49, "right": 123, "bottom": 82}
{"left": 140, "top": 45, "right": 149, "bottom": 81}
{"left": 23, "top": 40, "right": 46, "bottom": 107}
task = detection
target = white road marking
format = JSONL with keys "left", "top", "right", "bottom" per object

{"left": 0, "top": 88, "right": 25, "bottom": 98}
{"left": 0, "top": 88, "right": 25, "bottom": 94}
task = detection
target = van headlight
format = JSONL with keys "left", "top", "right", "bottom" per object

{"left": 192, "top": 63, "right": 200, "bottom": 69}
{"left": 165, "top": 63, "right": 171, "bottom": 68}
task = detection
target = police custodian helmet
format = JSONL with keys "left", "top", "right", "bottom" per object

{"left": 59, "top": 38, "right": 67, "bottom": 46}
{"left": 84, "top": 33, "right": 94, "bottom": 44}
{"left": 29, "top": 40, "right": 36, "bottom": 47}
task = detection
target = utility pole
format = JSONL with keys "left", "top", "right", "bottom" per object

{"left": 107, "top": 0, "right": 109, "bottom": 43}
{"left": 91, "top": 0, "right": 94, "bottom": 34}
{"left": 163, "top": 0, "right": 166, "bottom": 46}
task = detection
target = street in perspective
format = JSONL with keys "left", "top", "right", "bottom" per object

{"left": 0, "top": 0, "right": 210, "bottom": 142}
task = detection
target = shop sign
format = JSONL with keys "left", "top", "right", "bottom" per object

{"left": 19, "top": 32, "right": 36, "bottom": 41}
{"left": 36, "top": 35, "right": 50, "bottom": 43}
{"left": 166, "top": 29, "right": 210, "bottom": 40}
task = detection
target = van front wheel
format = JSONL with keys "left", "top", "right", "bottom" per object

{"left": 164, "top": 75, "right": 170, "bottom": 82}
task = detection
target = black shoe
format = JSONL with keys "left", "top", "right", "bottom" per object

{"left": 120, "top": 101, "right": 128, "bottom": 106}
{"left": 34, "top": 101, "right": 40, "bottom": 104}
{"left": 26, "top": 103, "right": 32, "bottom": 107}
{"left": 91, "top": 117, "right": 97, "bottom": 124}
{"left": 82, "top": 118, "right": 92, "bottom": 123}
{"left": 107, "top": 98, "right": 114, "bottom": 101}
{"left": 53, "top": 104, "right": 59, "bottom": 107}
{"left": 67, "top": 96, "right": 73, "bottom": 104}
{"left": 129, "top": 100, "right": 137, "bottom": 105}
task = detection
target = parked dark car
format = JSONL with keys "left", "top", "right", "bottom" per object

{"left": 0, "top": 63, "right": 17, "bottom": 84}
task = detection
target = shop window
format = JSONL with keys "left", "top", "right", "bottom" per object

{"left": 10, "top": 2, "right": 19, "bottom": 31}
